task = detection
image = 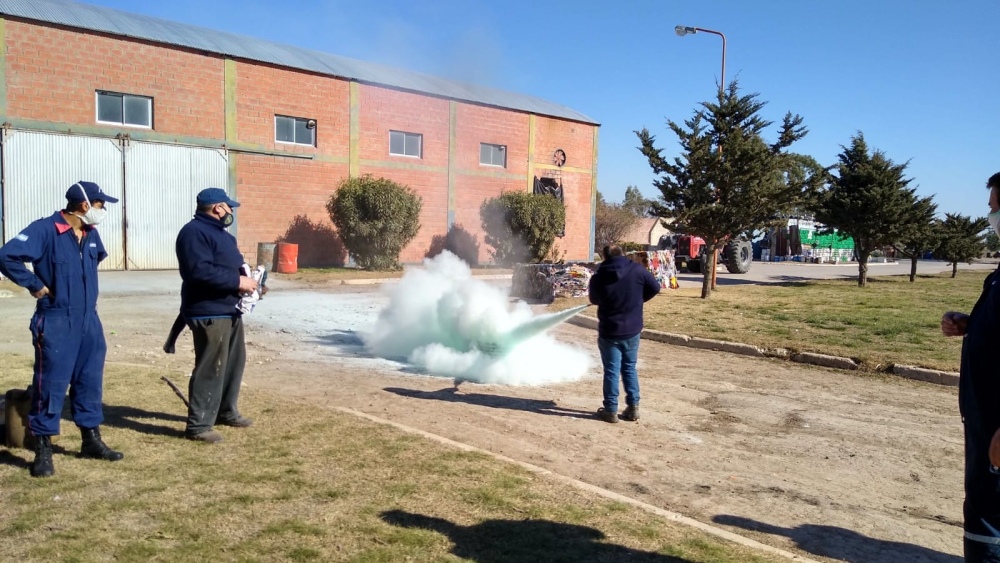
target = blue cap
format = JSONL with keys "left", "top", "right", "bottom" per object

{"left": 66, "top": 181, "right": 119, "bottom": 204}
{"left": 196, "top": 187, "right": 240, "bottom": 208}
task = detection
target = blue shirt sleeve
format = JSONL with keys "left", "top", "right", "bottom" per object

{"left": 588, "top": 272, "right": 602, "bottom": 305}
{"left": 176, "top": 228, "right": 240, "bottom": 291}
{"left": 94, "top": 230, "right": 108, "bottom": 263}
{"left": 0, "top": 221, "right": 48, "bottom": 294}
{"left": 642, "top": 268, "right": 661, "bottom": 302}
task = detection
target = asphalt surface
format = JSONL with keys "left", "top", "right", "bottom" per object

{"left": 7, "top": 259, "right": 989, "bottom": 297}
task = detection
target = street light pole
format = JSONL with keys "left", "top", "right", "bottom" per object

{"left": 674, "top": 25, "right": 726, "bottom": 94}
{"left": 675, "top": 25, "right": 727, "bottom": 290}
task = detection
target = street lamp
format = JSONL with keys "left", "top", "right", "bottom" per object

{"left": 674, "top": 25, "right": 726, "bottom": 93}
{"left": 676, "top": 24, "right": 728, "bottom": 290}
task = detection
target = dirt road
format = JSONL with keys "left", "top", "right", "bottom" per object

{"left": 0, "top": 274, "right": 967, "bottom": 562}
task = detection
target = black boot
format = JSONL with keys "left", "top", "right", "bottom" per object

{"left": 31, "top": 435, "right": 55, "bottom": 478}
{"left": 79, "top": 427, "right": 124, "bottom": 461}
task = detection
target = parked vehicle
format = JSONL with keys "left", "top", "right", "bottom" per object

{"left": 674, "top": 235, "right": 753, "bottom": 274}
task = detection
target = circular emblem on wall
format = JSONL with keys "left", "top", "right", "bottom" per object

{"left": 553, "top": 149, "right": 566, "bottom": 167}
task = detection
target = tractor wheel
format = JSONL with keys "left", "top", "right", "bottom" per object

{"left": 686, "top": 259, "right": 701, "bottom": 274}
{"left": 724, "top": 239, "right": 753, "bottom": 274}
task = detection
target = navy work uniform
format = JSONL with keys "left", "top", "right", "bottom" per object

{"left": 175, "top": 187, "right": 254, "bottom": 443}
{"left": 961, "top": 267, "right": 1000, "bottom": 561}
{"left": 0, "top": 181, "right": 124, "bottom": 477}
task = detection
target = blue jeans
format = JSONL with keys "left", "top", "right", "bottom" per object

{"left": 598, "top": 335, "right": 640, "bottom": 413}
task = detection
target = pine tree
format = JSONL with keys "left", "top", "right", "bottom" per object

{"left": 622, "top": 185, "right": 654, "bottom": 218}
{"left": 892, "top": 197, "right": 939, "bottom": 283}
{"left": 636, "top": 81, "right": 821, "bottom": 298}
{"left": 986, "top": 232, "right": 1000, "bottom": 254}
{"left": 936, "top": 213, "right": 988, "bottom": 278}
{"left": 813, "top": 133, "right": 925, "bottom": 287}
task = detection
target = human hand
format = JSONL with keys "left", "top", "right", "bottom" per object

{"left": 238, "top": 276, "right": 258, "bottom": 294}
{"left": 31, "top": 286, "right": 50, "bottom": 299}
{"left": 991, "top": 429, "right": 1000, "bottom": 468}
{"left": 941, "top": 312, "right": 970, "bottom": 337}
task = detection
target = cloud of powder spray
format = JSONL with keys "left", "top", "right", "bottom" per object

{"left": 363, "top": 251, "right": 593, "bottom": 385}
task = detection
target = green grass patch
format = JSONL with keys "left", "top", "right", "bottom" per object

{"left": 554, "top": 270, "right": 984, "bottom": 372}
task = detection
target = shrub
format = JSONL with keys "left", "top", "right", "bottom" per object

{"left": 619, "top": 241, "right": 647, "bottom": 254}
{"left": 276, "top": 214, "right": 347, "bottom": 268}
{"left": 426, "top": 224, "right": 481, "bottom": 267}
{"left": 327, "top": 175, "right": 422, "bottom": 270}
{"left": 479, "top": 191, "right": 566, "bottom": 266}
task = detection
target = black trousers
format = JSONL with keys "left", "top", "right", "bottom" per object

{"left": 186, "top": 316, "right": 246, "bottom": 435}
{"left": 965, "top": 418, "right": 1000, "bottom": 562}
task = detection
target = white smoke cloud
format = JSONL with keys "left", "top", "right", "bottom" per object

{"left": 364, "top": 251, "right": 593, "bottom": 385}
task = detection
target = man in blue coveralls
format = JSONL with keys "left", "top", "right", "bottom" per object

{"left": 176, "top": 188, "right": 257, "bottom": 443}
{"left": 942, "top": 171, "right": 1000, "bottom": 562}
{"left": 0, "top": 181, "right": 124, "bottom": 477}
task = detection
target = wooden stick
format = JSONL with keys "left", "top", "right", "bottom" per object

{"left": 160, "top": 376, "right": 190, "bottom": 409}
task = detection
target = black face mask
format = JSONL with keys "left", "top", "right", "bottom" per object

{"left": 221, "top": 212, "right": 234, "bottom": 227}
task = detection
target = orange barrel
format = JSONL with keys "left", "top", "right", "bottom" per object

{"left": 275, "top": 242, "right": 299, "bottom": 274}
{"left": 256, "top": 242, "right": 276, "bottom": 272}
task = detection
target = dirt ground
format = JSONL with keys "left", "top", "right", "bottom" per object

{"left": 0, "top": 274, "right": 966, "bottom": 563}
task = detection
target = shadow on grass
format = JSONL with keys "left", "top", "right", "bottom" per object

{"left": 381, "top": 510, "right": 692, "bottom": 562}
{"left": 713, "top": 514, "right": 962, "bottom": 563}
{"left": 384, "top": 387, "right": 595, "bottom": 420}
{"left": 0, "top": 439, "right": 72, "bottom": 470}
{"left": 0, "top": 449, "right": 31, "bottom": 469}
{"left": 96, "top": 404, "right": 186, "bottom": 438}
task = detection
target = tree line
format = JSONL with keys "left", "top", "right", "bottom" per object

{"left": 633, "top": 80, "right": 989, "bottom": 298}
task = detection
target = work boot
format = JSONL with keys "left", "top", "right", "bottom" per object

{"left": 79, "top": 427, "right": 124, "bottom": 461}
{"left": 597, "top": 408, "right": 619, "bottom": 424}
{"left": 31, "top": 435, "right": 55, "bottom": 478}
{"left": 186, "top": 430, "right": 224, "bottom": 443}
{"left": 620, "top": 405, "right": 640, "bottom": 422}
{"left": 217, "top": 415, "right": 253, "bottom": 428}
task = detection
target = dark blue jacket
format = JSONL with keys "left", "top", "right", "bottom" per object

{"left": 588, "top": 255, "right": 660, "bottom": 339}
{"left": 958, "top": 265, "right": 1000, "bottom": 537}
{"left": 0, "top": 212, "right": 106, "bottom": 319}
{"left": 176, "top": 213, "right": 243, "bottom": 318}
{"left": 961, "top": 267, "right": 1000, "bottom": 431}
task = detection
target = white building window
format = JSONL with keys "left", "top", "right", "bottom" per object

{"left": 480, "top": 143, "right": 506, "bottom": 167}
{"left": 96, "top": 91, "right": 152, "bottom": 128}
{"left": 389, "top": 130, "right": 422, "bottom": 158}
{"left": 275, "top": 115, "right": 316, "bottom": 146}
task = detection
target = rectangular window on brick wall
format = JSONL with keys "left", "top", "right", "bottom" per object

{"left": 389, "top": 130, "right": 422, "bottom": 158}
{"left": 480, "top": 143, "right": 506, "bottom": 167}
{"left": 275, "top": 115, "right": 317, "bottom": 146}
{"left": 96, "top": 91, "right": 152, "bottom": 128}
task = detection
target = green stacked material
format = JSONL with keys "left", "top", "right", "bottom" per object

{"left": 804, "top": 231, "right": 854, "bottom": 250}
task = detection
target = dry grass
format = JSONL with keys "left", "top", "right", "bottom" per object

{"left": 0, "top": 354, "right": 781, "bottom": 562}
{"left": 554, "top": 271, "right": 985, "bottom": 372}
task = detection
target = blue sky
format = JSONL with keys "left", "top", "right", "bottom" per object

{"left": 85, "top": 0, "right": 999, "bottom": 219}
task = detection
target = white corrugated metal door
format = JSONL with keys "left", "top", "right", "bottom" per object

{"left": 2, "top": 131, "right": 125, "bottom": 270}
{"left": 124, "top": 142, "right": 229, "bottom": 269}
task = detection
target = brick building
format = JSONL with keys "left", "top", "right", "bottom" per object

{"left": 0, "top": 0, "right": 599, "bottom": 269}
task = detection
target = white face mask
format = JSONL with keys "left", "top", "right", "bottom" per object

{"left": 990, "top": 210, "right": 1000, "bottom": 237}
{"left": 73, "top": 184, "right": 107, "bottom": 226}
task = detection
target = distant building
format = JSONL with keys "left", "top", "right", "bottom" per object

{"left": 0, "top": 0, "right": 599, "bottom": 269}
{"left": 623, "top": 217, "right": 671, "bottom": 248}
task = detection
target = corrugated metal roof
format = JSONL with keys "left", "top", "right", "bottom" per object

{"left": 0, "top": 0, "right": 599, "bottom": 125}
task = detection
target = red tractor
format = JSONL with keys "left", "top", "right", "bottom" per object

{"left": 673, "top": 235, "right": 753, "bottom": 274}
